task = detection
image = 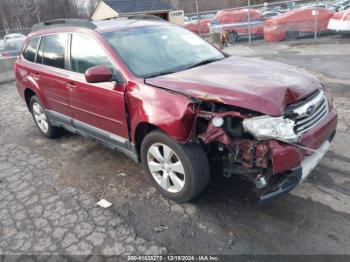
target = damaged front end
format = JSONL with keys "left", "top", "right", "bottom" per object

{"left": 188, "top": 98, "right": 335, "bottom": 203}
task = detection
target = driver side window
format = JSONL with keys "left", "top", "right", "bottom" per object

{"left": 70, "top": 34, "right": 123, "bottom": 82}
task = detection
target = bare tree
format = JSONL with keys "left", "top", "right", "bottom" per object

{"left": 86, "top": 0, "right": 100, "bottom": 17}
{"left": 0, "top": 0, "right": 91, "bottom": 33}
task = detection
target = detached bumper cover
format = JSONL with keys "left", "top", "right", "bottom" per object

{"left": 259, "top": 137, "right": 332, "bottom": 204}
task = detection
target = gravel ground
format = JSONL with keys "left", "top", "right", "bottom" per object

{"left": 0, "top": 42, "right": 350, "bottom": 256}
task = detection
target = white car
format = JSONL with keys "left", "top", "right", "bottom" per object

{"left": 3, "top": 33, "right": 26, "bottom": 49}
{"left": 184, "top": 16, "right": 190, "bottom": 24}
{"left": 328, "top": 10, "right": 350, "bottom": 34}
{"left": 263, "top": 11, "right": 282, "bottom": 18}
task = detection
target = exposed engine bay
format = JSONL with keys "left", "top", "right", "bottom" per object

{"left": 187, "top": 93, "right": 335, "bottom": 201}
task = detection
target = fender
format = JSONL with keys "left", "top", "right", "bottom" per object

{"left": 126, "top": 82, "right": 196, "bottom": 143}
{"left": 15, "top": 60, "right": 49, "bottom": 109}
{"left": 23, "top": 74, "right": 49, "bottom": 109}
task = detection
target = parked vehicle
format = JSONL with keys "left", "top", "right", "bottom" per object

{"left": 185, "top": 19, "right": 211, "bottom": 34}
{"left": 2, "top": 44, "right": 22, "bottom": 57}
{"left": 263, "top": 11, "right": 282, "bottom": 18}
{"left": 328, "top": 10, "right": 350, "bottom": 34}
{"left": 329, "top": 4, "right": 342, "bottom": 12}
{"left": 4, "top": 33, "right": 25, "bottom": 49}
{"left": 189, "top": 16, "right": 198, "bottom": 23}
{"left": 339, "top": 4, "right": 350, "bottom": 11}
{"left": 184, "top": 16, "right": 190, "bottom": 24}
{"left": 305, "top": 3, "right": 328, "bottom": 9}
{"left": 339, "top": 0, "right": 350, "bottom": 5}
{"left": 201, "top": 13, "right": 215, "bottom": 20}
{"left": 16, "top": 19, "right": 337, "bottom": 203}
{"left": 210, "top": 9, "right": 265, "bottom": 43}
{"left": 264, "top": 8, "right": 334, "bottom": 42}
{"left": 1, "top": 36, "right": 23, "bottom": 57}
{"left": 0, "top": 39, "right": 4, "bottom": 53}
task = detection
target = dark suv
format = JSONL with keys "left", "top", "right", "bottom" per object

{"left": 15, "top": 19, "right": 337, "bottom": 203}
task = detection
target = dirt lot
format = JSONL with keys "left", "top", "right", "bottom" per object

{"left": 1, "top": 41, "right": 350, "bottom": 256}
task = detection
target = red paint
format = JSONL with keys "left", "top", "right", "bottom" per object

{"left": 85, "top": 65, "right": 112, "bottom": 83}
{"left": 15, "top": 20, "right": 337, "bottom": 179}
{"left": 332, "top": 10, "right": 350, "bottom": 20}
{"left": 269, "top": 140, "right": 303, "bottom": 174}
{"left": 214, "top": 9, "right": 265, "bottom": 36}
{"left": 300, "top": 107, "right": 337, "bottom": 151}
{"left": 126, "top": 82, "right": 196, "bottom": 142}
{"left": 185, "top": 19, "right": 212, "bottom": 34}
{"left": 264, "top": 8, "right": 334, "bottom": 42}
{"left": 146, "top": 56, "right": 321, "bottom": 116}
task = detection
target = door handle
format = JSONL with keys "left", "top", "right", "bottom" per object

{"left": 66, "top": 83, "right": 78, "bottom": 92}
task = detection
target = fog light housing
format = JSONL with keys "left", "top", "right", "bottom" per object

{"left": 212, "top": 116, "right": 224, "bottom": 127}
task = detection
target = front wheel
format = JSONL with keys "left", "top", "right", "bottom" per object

{"left": 228, "top": 32, "right": 239, "bottom": 43}
{"left": 141, "top": 130, "right": 210, "bottom": 203}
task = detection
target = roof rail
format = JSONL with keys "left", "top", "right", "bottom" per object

{"left": 31, "top": 19, "right": 97, "bottom": 32}
{"left": 125, "top": 14, "right": 166, "bottom": 21}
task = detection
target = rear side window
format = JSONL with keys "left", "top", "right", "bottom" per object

{"left": 23, "top": 38, "right": 40, "bottom": 62}
{"left": 70, "top": 33, "right": 122, "bottom": 82}
{"left": 42, "top": 34, "right": 68, "bottom": 69}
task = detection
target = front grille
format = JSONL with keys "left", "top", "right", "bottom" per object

{"left": 287, "top": 90, "right": 329, "bottom": 135}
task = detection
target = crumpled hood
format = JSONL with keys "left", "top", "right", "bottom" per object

{"left": 145, "top": 56, "right": 322, "bottom": 116}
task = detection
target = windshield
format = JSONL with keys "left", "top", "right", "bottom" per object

{"left": 104, "top": 25, "right": 224, "bottom": 78}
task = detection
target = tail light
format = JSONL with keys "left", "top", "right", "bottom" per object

{"left": 13, "top": 61, "right": 19, "bottom": 71}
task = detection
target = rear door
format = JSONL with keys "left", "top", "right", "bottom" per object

{"left": 35, "top": 33, "right": 72, "bottom": 117}
{"left": 65, "top": 33, "right": 129, "bottom": 142}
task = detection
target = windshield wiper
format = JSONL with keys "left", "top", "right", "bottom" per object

{"left": 184, "top": 57, "right": 224, "bottom": 70}
{"left": 145, "top": 70, "right": 177, "bottom": 79}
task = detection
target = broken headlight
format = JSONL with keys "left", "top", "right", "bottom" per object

{"left": 243, "top": 116, "right": 298, "bottom": 142}
{"left": 211, "top": 116, "right": 224, "bottom": 127}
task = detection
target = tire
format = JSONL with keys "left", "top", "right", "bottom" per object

{"left": 29, "top": 96, "right": 63, "bottom": 138}
{"left": 228, "top": 32, "right": 238, "bottom": 43}
{"left": 141, "top": 130, "right": 210, "bottom": 203}
{"left": 285, "top": 31, "right": 299, "bottom": 41}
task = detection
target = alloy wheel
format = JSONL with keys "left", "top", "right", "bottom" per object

{"left": 32, "top": 102, "right": 49, "bottom": 133}
{"left": 147, "top": 143, "right": 186, "bottom": 193}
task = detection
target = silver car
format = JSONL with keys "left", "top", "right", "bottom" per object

{"left": 3, "top": 33, "right": 26, "bottom": 49}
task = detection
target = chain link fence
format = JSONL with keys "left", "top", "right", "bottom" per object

{"left": 184, "top": 0, "right": 349, "bottom": 46}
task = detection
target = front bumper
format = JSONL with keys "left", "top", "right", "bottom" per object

{"left": 259, "top": 135, "right": 333, "bottom": 204}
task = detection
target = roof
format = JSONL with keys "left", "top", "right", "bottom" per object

{"left": 93, "top": 19, "right": 169, "bottom": 33}
{"left": 28, "top": 19, "right": 171, "bottom": 37}
{"left": 104, "top": 0, "right": 174, "bottom": 14}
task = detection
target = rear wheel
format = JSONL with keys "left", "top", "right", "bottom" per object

{"left": 30, "top": 96, "right": 63, "bottom": 138}
{"left": 228, "top": 32, "right": 239, "bottom": 43}
{"left": 285, "top": 31, "right": 299, "bottom": 41}
{"left": 141, "top": 130, "right": 210, "bottom": 203}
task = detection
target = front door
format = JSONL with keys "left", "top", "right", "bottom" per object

{"left": 65, "top": 33, "right": 129, "bottom": 144}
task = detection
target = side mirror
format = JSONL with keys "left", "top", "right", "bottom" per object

{"left": 85, "top": 65, "right": 113, "bottom": 83}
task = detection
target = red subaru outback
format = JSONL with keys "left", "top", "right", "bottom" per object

{"left": 15, "top": 19, "right": 337, "bottom": 203}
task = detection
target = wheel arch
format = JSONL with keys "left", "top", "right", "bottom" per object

{"left": 126, "top": 83, "right": 197, "bottom": 157}
{"left": 134, "top": 122, "right": 158, "bottom": 159}
{"left": 22, "top": 79, "right": 48, "bottom": 111}
{"left": 24, "top": 88, "right": 36, "bottom": 110}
